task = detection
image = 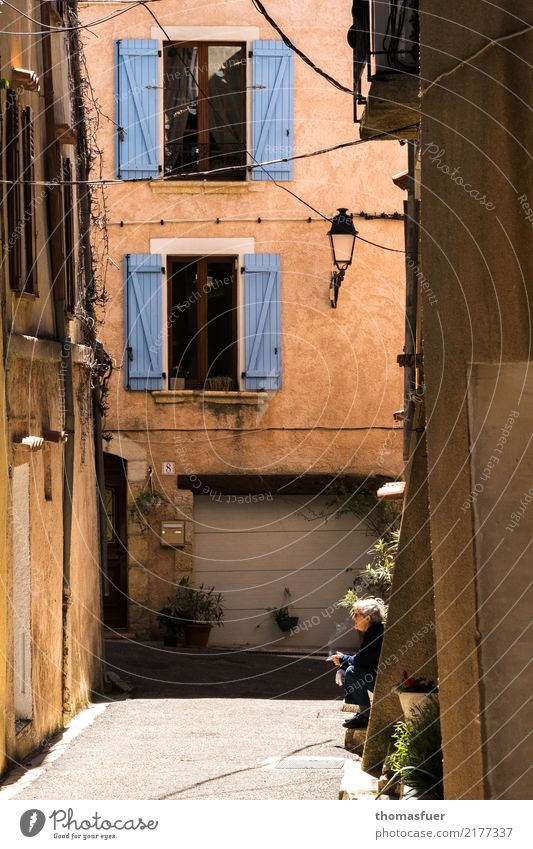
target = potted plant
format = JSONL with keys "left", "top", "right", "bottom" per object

{"left": 393, "top": 670, "right": 438, "bottom": 720}
{"left": 272, "top": 589, "right": 299, "bottom": 632}
{"left": 274, "top": 606, "right": 299, "bottom": 632}
{"left": 130, "top": 489, "right": 165, "bottom": 526}
{"left": 170, "top": 366, "right": 189, "bottom": 390}
{"left": 384, "top": 696, "right": 443, "bottom": 799}
{"left": 157, "top": 601, "right": 185, "bottom": 647}
{"left": 161, "top": 577, "right": 224, "bottom": 648}
{"left": 204, "top": 375, "right": 234, "bottom": 392}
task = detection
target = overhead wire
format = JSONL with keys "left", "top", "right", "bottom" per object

{"left": 0, "top": 0, "right": 410, "bottom": 255}
{"left": 139, "top": 2, "right": 406, "bottom": 253}
{"left": 250, "top": 0, "right": 355, "bottom": 95}
{"left": 0, "top": 0, "right": 161, "bottom": 35}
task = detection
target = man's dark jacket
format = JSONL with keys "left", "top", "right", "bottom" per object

{"left": 339, "top": 622, "right": 384, "bottom": 673}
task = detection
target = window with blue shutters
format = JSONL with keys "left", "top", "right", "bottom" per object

{"left": 115, "top": 40, "right": 160, "bottom": 179}
{"left": 244, "top": 254, "right": 281, "bottom": 390}
{"left": 251, "top": 40, "right": 294, "bottom": 181}
{"left": 115, "top": 38, "right": 294, "bottom": 182}
{"left": 124, "top": 254, "right": 163, "bottom": 390}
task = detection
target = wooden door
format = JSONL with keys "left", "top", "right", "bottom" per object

{"left": 103, "top": 454, "right": 128, "bottom": 628}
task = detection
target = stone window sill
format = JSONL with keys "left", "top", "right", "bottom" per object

{"left": 152, "top": 390, "right": 268, "bottom": 406}
{"left": 149, "top": 181, "right": 266, "bottom": 195}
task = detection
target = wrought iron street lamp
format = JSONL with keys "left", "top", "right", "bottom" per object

{"left": 328, "top": 208, "right": 357, "bottom": 308}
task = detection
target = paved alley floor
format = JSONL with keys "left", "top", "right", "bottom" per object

{"left": 5, "top": 643, "right": 350, "bottom": 800}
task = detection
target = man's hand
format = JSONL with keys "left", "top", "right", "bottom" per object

{"left": 331, "top": 651, "right": 344, "bottom": 667}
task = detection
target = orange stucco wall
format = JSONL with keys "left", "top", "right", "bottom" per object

{"left": 80, "top": 0, "right": 406, "bottom": 477}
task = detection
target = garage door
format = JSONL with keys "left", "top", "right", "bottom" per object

{"left": 193, "top": 494, "right": 374, "bottom": 650}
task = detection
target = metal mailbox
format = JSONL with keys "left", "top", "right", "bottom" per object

{"left": 160, "top": 521, "right": 185, "bottom": 547}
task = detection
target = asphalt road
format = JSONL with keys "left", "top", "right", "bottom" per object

{"left": 7, "top": 642, "right": 350, "bottom": 800}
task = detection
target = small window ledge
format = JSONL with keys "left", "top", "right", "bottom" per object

{"left": 152, "top": 389, "right": 268, "bottom": 406}
{"left": 150, "top": 181, "right": 266, "bottom": 196}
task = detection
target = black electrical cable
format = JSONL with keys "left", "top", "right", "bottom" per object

{"left": 0, "top": 0, "right": 161, "bottom": 35}
{"left": 250, "top": 0, "right": 355, "bottom": 95}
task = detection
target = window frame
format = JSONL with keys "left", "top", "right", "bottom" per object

{"left": 163, "top": 40, "right": 248, "bottom": 181}
{"left": 6, "top": 91, "right": 38, "bottom": 296}
{"left": 167, "top": 255, "right": 239, "bottom": 389}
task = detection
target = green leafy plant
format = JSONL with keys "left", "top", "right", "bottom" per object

{"left": 157, "top": 602, "right": 186, "bottom": 636}
{"left": 273, "top": 606, "right": 299, "bottom": 632}
{"left": 132, "top": 489, "right": 164, "bottom": 516}
{"left": 325, "top": 484, "right": 401, "bottom": 536}
{"left": 271, "top": 587, "right": 299, "bottom": 631}
{"left": 163, "top": 576, "right": 224, "bottom": 626}
{"left": 338, "top": 530, "right": 399, "bottom": 609}
{"left": 385, "top": 696, "right": 443, "bottom": 799}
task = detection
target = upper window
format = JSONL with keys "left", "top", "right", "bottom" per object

{"left": 115, "top": 38, "right": 294, "bottom": 183}
{"left": 164, "top": 43, "right": 246, "bottom": 181}
{"left": 6, "top": 89, "right": 38, "bottom": 296}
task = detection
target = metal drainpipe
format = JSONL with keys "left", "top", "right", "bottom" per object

{"left": 60, "top": 336, "right": 75, "bottom": 718}
{"left": 40, "top": 2, "right": 75, "bottom": 718}
{"left": 402, "top": 140, "right": 420, "bottom": 461}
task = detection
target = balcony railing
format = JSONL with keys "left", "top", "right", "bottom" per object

{"left": 349, "top": 0, "right": 419, "bottom": 103}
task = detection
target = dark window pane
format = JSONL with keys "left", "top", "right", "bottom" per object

{"left": 164, "top": 46, "right": 199, "bottom": 177}
{"left": 206, "top": 261, "right": 235, "bottom": 381}
{"left": 207, "top": 46, "right": 246, "bottom": 175}
{"left": 170, "top": 261, "right": 199, "bottom": 379}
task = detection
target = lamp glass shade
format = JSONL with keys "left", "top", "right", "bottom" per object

{"left": 328, "top": 208, "right": 357, "bottom": 269}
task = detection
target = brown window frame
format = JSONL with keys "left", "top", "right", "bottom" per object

{"left": 163, "top": 41, "right": 247, "bottom": 181}
{"left": 167, "top": 256, "right": 238, "bottom": 389}
{"left": 6, "top": 90, "right": 38, "bottom": 296}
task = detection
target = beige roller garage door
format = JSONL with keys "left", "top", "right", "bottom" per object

{"left": 193, "top": 494, "right": 374, "bottom": 650}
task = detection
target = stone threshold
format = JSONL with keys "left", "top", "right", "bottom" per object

{"left": 339, "top": 757, "right": 379, "bottom": 800}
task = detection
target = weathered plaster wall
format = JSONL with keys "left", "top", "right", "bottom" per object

{"left": 419, "top": 0, "right": 533, "bottom": 800}
{"left": 0, "top": 341, "right": 8, "bottom": 775}
{"left": 468, "top": 363, "right": 533, "bottom": 800}
{"left": 5, "top": 352, "right": 102, "bottom": 762}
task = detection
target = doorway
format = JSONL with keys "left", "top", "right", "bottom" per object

{"left": 103, "top": 454, "right": 128, "bottom": 628}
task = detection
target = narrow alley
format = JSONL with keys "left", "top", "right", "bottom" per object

{"left": 3, "top": 646, "right": 349, "bottom": 801}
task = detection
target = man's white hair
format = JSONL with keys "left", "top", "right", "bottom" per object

{"left": 351, "top": 597, "right": 385, "bottom": 623}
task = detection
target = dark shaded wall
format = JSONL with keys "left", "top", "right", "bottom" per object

{"left": 419, "top": 0, "right": 533, "bottom": 799}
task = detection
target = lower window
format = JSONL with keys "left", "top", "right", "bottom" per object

{"left": 168, "top": 256, "right": 238, "bottom": 389}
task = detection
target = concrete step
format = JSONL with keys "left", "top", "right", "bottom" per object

{"left": 344, "top": 726, "right": 367, "bottom": 755}
{"left": 339, "top": 758, "right": 379, "bottom": 800}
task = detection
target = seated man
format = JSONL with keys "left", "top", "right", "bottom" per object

{"left": 332, "top": 598, "right": 385, "bottom": 729}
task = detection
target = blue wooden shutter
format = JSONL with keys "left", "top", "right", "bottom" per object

{"left": 244, "top": 254, "right": 281, "bottom": 390}
{"left": 251, "top": 41, "right": 294, "bottom": 181}
{"left": 124, "top": 254, "right": 163, "bottom": 390}
{"left": 115, "top": 40, "right": 160, "bottom": 179}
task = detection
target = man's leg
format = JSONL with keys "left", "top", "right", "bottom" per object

{"left": 344, "top": 666, "right": 372, "bottom": 710}
{"left": 343, "top": 668, "right": 376, "bottom": 728}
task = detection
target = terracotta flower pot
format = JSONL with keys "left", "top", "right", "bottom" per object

{"left": 184, "top": 623, "right": 212, "bottom": 648}
{"left": 170, "top": 377, "right": 186, "bottom": 390}
{"left": 398, "top": 690, "right": 437, "bottom": 720}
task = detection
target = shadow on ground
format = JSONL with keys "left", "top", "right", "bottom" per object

{"left": 103, "top": 641, "right": 339, "bottom": 701}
